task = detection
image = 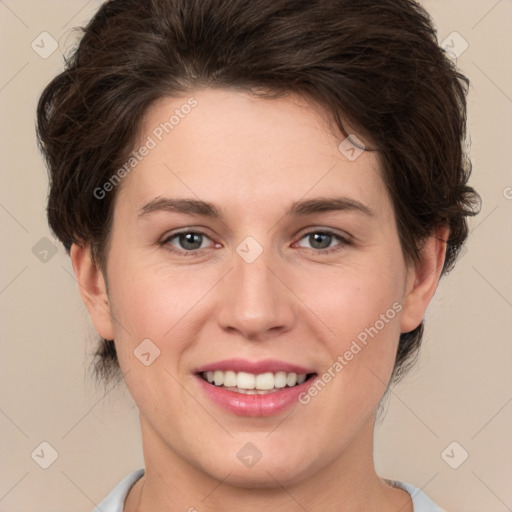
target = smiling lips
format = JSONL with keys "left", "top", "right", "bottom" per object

{"left": 194, "top": 358, "right": 317, "bottom": 416}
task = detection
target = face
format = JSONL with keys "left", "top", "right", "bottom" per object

{"left": 75, "top": 88, "right": 440, "bottom": 487}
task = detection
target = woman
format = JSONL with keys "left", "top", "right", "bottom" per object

{"left": 36, "top": 0, "right": 480, "bottom": 510}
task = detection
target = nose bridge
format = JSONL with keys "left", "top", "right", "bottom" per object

{"left": 216, "top": 237, "right": 295, "bottom": 339}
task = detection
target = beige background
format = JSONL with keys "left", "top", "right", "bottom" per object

{"left": 0, "top": 1, "right": 511, "bottom": 510}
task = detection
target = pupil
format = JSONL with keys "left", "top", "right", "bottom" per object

{"left": 311, "top": 233, "right": 331, "bottom": 249}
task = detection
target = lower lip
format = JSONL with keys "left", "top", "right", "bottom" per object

{"left": 194, "top": 375, "right": 316, "bottom": 417}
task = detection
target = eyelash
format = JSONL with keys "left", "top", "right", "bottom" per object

{"left": 160, "top": 229, "right": 351, "bottom": 257}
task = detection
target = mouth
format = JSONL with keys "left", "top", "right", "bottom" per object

{"left": 193, "top": 359, "right": 318, "bottom": 417}
{"left": 199, "top": 370, "right": 317, "bottom": 394}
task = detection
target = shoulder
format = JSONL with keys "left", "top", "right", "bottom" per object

{"left": 92, "top": 468, "right": 145, "bottom": 512}
{"left": 386, "top": 479, "right": 446, "bottom": 512}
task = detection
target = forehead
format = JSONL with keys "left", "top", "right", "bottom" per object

{"left": 116, "top": 88, "right": 390, "bottom": 220}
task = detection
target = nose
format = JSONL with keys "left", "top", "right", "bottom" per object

{"left": 215, "top": 246, "right": 298, "bottom": 342}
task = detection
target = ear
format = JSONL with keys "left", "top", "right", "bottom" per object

{"left": 70, "top": 243, "right": 115, "bottom": 340}
{"left": 400, "top": 226, "right": 450, "bottom": 333}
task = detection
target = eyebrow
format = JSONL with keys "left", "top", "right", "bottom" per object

{"left": 138, "top": 196, "right": 374, "bottom": 219}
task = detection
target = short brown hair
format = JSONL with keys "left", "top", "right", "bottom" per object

{"left": 36, "top": 0, "right": 480, "bottom": 385}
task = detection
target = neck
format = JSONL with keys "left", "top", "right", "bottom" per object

{"left": 125, "top": 414, "right": 412, "bottom": 512}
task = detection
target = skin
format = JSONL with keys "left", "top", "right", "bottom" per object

{"left": 71, "top": 88, "right": 448, "bottom": 511}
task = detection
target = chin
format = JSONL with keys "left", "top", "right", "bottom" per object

{"left": 199, "top": 447, "right": 317, "bottom": 489}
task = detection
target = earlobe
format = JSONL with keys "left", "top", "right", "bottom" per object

{"left": 70, "top": 243, "right": 115, "bottom": 340}
{"left": 400, "top": 226, "right": 450, "bottom": 333}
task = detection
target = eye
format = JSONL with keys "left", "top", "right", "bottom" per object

{"left": 295, "top": 230, "right": 350, "bottom": 253}
{"left": 160, "top": 228, "right": 351, "bottom": 256}
{"left": 161, "top": 230, "right": 215, "bottom": 254}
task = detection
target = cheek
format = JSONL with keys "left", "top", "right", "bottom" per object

{"left": 305, "top": 260, "right": 405, "bottom": 400}
{"left": 293, "top": 279, "right": 404, "bottom": 458}
{"left": 302, "top": 272, "right": 404, "bottom": 420}
{"left": 310, "top": 260, "right": 405, "bottom": 341}
{"left": 105, "top": 258, "right": 214, "bottom": 360}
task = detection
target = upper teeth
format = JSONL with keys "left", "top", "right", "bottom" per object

{"left": 203, "top": 370, "right": 307, "bottom": 390}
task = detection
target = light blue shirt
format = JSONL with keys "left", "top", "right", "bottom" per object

{"left": 93, "top": 469, "right": 445, "bottom": 511}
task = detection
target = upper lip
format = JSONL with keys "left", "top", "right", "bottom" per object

{"left": 194, "top": 358, "right": 316, "bottom": 375}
